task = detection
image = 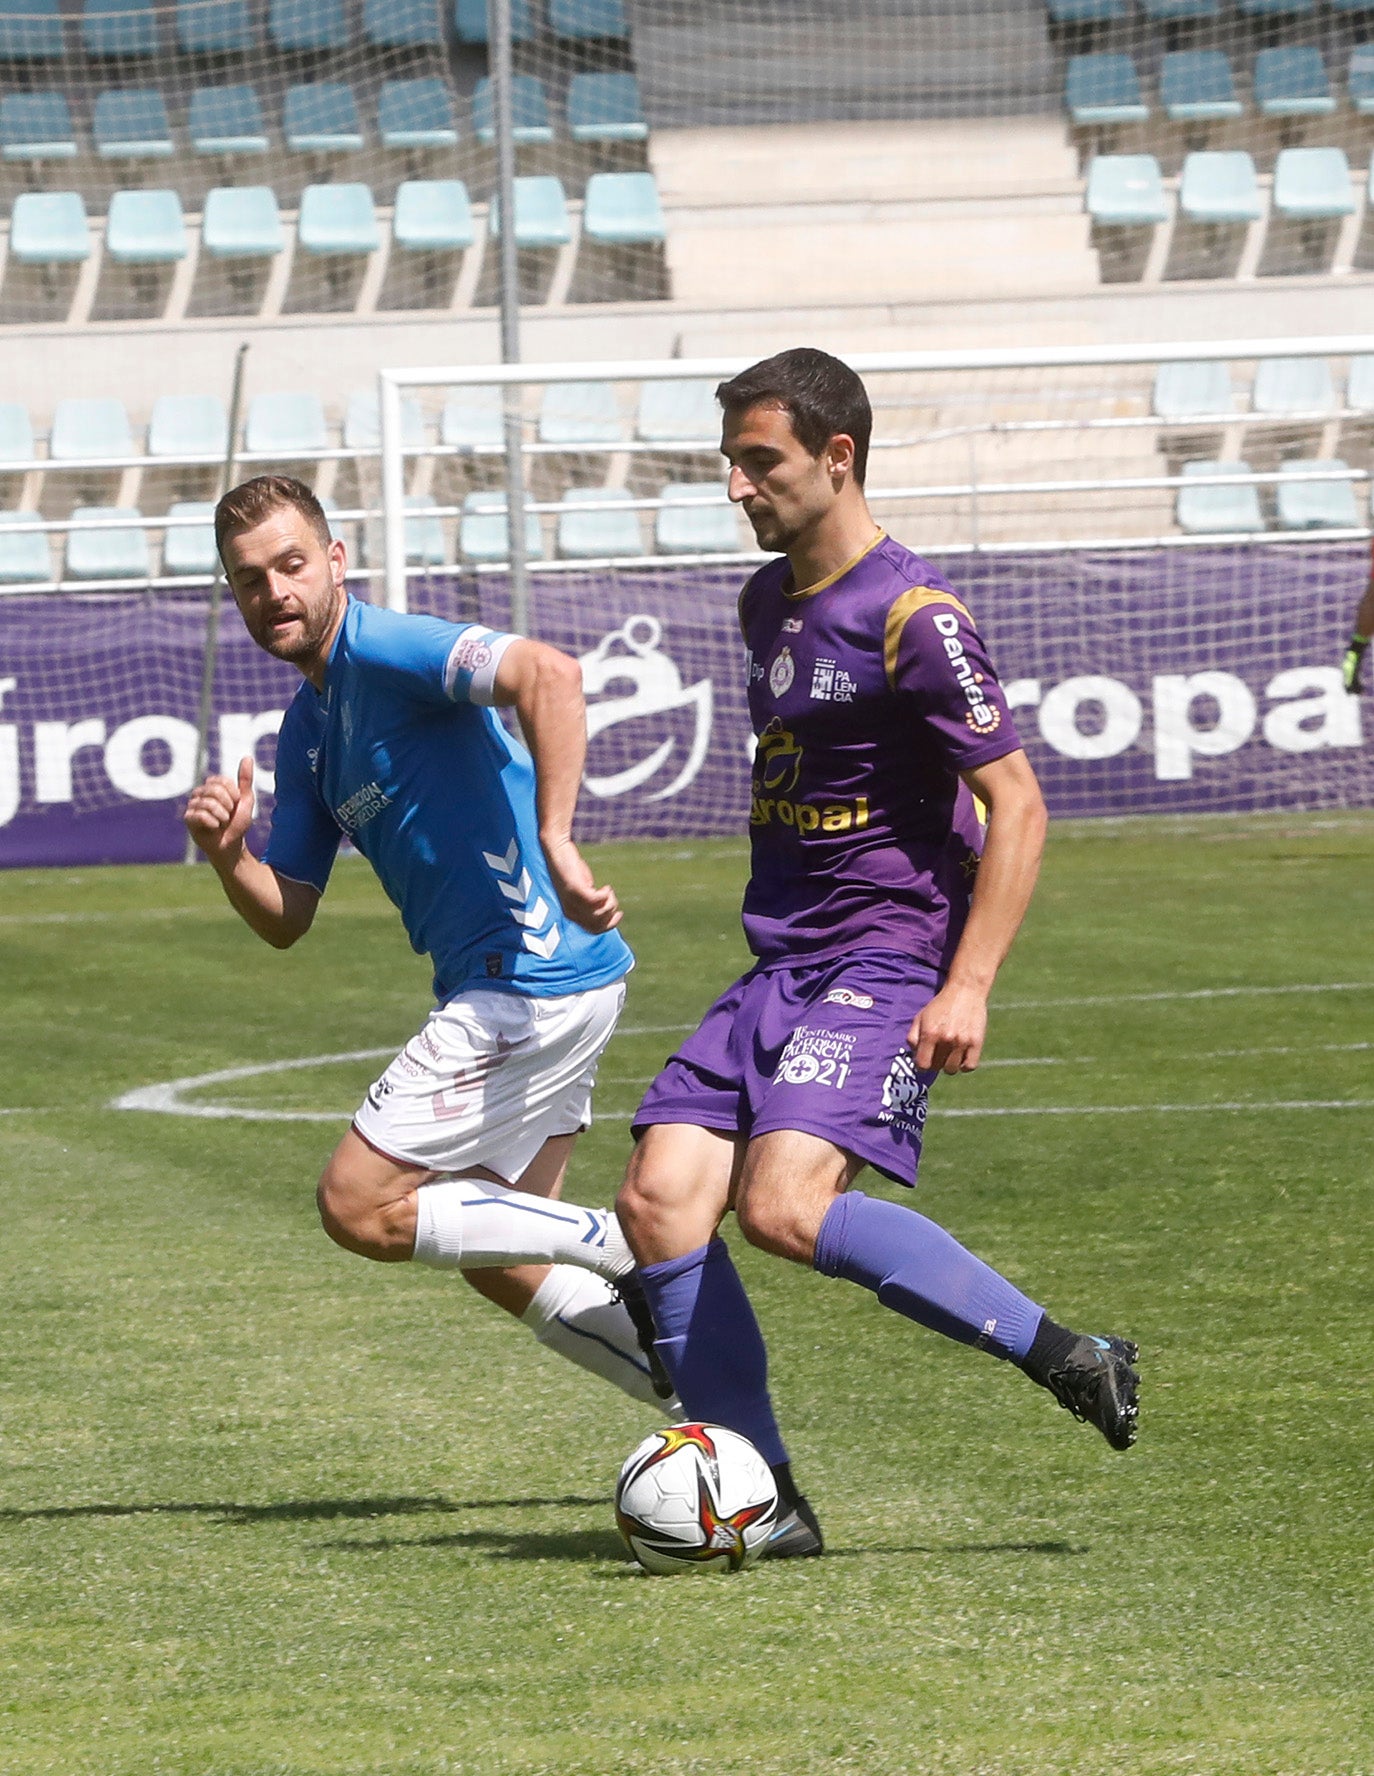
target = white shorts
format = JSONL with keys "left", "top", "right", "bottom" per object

{"left": 352, "top": 978, "right": 626, "bottom": 1183}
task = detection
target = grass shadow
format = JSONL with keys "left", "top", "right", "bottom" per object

{"left": 318, "top": 1526, "right": 626, "bottom": 1562}
{"left": 0, "top": 1493, "right": 606, "bottom": 1527}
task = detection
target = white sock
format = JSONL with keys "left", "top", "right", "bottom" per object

{"left": 412, "top": 1176, "right": 635, "bottom": 1278}
{"left": 522, "top": 1266, "right": 682, "bottom": 1415}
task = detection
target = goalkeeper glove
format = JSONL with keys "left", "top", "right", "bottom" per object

{"left": 1342, "top": 635, "right": 1370, "bottom": 694}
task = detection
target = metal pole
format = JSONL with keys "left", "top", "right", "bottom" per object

{"left": 183, "top": 341, "right": 250, "bottom": 864}
{"left": 379, "top": 370, "right": 407, "bottom": 612}
{"left": 488, "top": 0, "right": 529, "bottom": 635}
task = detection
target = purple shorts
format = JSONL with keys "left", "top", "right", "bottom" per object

{"left": 632, "top": 950, "right": 943, "bottom": 1188}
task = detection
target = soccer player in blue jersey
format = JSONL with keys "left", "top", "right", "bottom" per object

{"left": 184, "top": 474, "right": 671, "bottom": 1412}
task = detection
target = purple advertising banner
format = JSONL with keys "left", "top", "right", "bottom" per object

{"left": 1, "top": 544, "right": 1369, "bottom": 869}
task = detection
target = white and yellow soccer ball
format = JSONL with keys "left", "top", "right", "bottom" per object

{"left": 614, "top": 1422, "right": 779, "bottom": 1575}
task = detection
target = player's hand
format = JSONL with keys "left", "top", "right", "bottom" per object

{"left": 1342, "top": 637, "right": 1368, "bottom": 694}
{"left": 542, "top": 835, "right": 623, "bottom": 934}
{"left": 908, "top": 980, "right": 988, "bottom": 1075}
{"left": 183, "top": 756, "right": 256, "bottom": 870}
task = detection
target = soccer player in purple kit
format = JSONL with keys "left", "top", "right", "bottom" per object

{"left": 616, "top": 349, "right": 1141, "bottom": 1557}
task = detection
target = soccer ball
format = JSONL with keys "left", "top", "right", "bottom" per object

{"left": 614, "top": 1422, "right": 779, "bottom": 1575}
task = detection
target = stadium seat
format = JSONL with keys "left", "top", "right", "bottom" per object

{"left": 567, "top": 73, "right": 648, "bottom": 144}
{"left": 1152, "top": 360, "right": 1235, "bottom": 420}
{"left": 176, "top": 0, "right": 254, "bottom": 52}
{"left": 1237, "top": 0, "right": 1315, "bottom": 15}
{"left": 8, "top": 191, "right": 90, "bottom": 264}
{"left": 556, "top": 487, "right": 642, "bottom": 559}
{"left": 1046, "top": 0, "right": 1127, "bottom": 21}
{"left": 1177, "top": 461, "right": 1264, "bottom": 534}
{"left": 93, "top": 90, "right": 174, "bottom": 161}
{"left": 454, "top": 0, "right": 533, "bottom": 41}
{"left": 440, "top": 387, "right": 504, "bottom": 451}
{"left": 284, "top": 84, "right": 364, "bottom": 155}
{"left": 270, "top": 0, "right": 348, "bottom": 50}
{"left": 539, "top": 381, "right": 623, "bottom": 447}
{"left": 0, "top": 404, "right": 35, "bottom": 463}
{"left": 0, "top": 0, "right": 64, "bottom": 59}
{"left": 189, "top": 87, "right": 269, "bottom": 157}
{"left": 1253, "top": 357, "right": 1338, "bottom": 417}
{"left": 148, "top": 395, "right": 229, "bottom": 459}
{"left": 655, "top": 482, "right": 738, "bottom": 554}
{"left": 1347, "top": 355, "right": 1374, "bottom": 413}
{"left": 549, "top": 0, "right": 628, "bottom": 39}
{"left": 162, "top": 501, "right": 218, "bottom": 577}
{"left": 1331, "top": 0, "right": 1374, "bottom": 10}
{"left": 459, "top": 491, "right": 544, "bottom": 565}
{"left": 1272, "top": 148, "right": 1355, "bottom": 220}
{"left": 0, "top": 93, "right": 78, "bottom": 162}
{"left": 378, "top": 79, "right": 459, "bottom": 151}
{"left": 1159, "top": 52, "right": 1242, "bottom": 124}
{"left": 82, "top": 0, "right": 159, "bottom": 56}
{"left": 392, "top": 179, "right": 475, "bottom": 252}
{"left": 201, "top": 186, "right": 285, "bottom": 259}
{"left": 1085, "top": 155, "right": 1169, "bottom": 227}
{"left": 1253, "top": 47, "right": 1334, "bottom": 119}
{"left": 1065, "top": 55, "right": 1148, "bottom": 127}
{"left": 364, "top": 0, "right": 442, "bottom": 47}
{"left": 67, "top": 508, "right": 150, "bottom": 580}
{"left": 50, "top": 397, "right": 132, "bottom": 461}
{"left": 343, "top": 390, "right": 427, "bottom": 451}
{"left": 1347, "top": 46, "right": 1374, "bottom": 115}
{"left": 105, "top": 190, "right": 188, "bottom": 264}
{"left": 1275, "top": 460, "right": 1360, "bottom": 530}
{"left": 1178, "top": 151, "right": 1262, "bottom": 224}
{"left": 583, "top": 172, "right": 666, "bottom": 245}
{"left": 489, "top": 176, "right": 572, "bottom": 249}
{"left": 636, "top": 379, "right": 718, "bottom": 444}
{"left": 472, "top": 76, "right": 553, "bottom": 147}
{"left": 244, "top": 392, "right": 329, "bottom": 457}
{"left": 297, "top": 183, "right": 381, "bottom": 256}
{"left": 1143, "top": 0, "right": 1218, "bottom": 17}
{"left": 398, "top": 495, "right": 447, "bottom": 567}
{"left": 0, "top": 513, "right": 51, "bottom": 585}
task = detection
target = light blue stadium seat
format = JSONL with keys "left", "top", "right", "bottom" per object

{"left": 567, "top": 73, "right": 647, "bottom": 143}
{"left": 636, "top": 379, "right": 718, "bottom": 445}
{"left": 0, "top": 0, "right": 64, "bottom": 58}
{"left": 176, "top": 0, "right": 254, "bottom": 51}
{"left": 378, "top": 79, "right": 458, "bottom": 151}
{"left": 440, "top": 388, "right": 504, "bottom": 451}
{"left": 1047, "top": 0, "right": 1127, "bottom": 20}
{"left": 1237, "top": 0, "right": 1314, "bottom": 15}
{"left": 67, "top": 508, "right": 150, "bottom": 580}
{"left": 1331, "top": 0, "right": 1374, "bottom": 10}
{"left": 1275, "top": 460, "right": 1360, "bottom": 530}
{"left": 9, "top": 191, "right": 90, "bottom": 264}
{"left": 343, "top": 389, "right": 427, "bottom": 450}
{"left": 83, "top": 0, "right": 159, "bottom": 55}
{"left": 460, "top": 491, "right": 544, "bottom": 565}
{"left": 1253, "top": 357, "right": 1337, "bottom": 417}
{"left": 364, "top": 0, "right": 441, "bottom": 45}
{"left": 1272, "top": 147, "right": 1355, "bottom": 220}
{"left": 1179, "top": 152, "right": 1262, "bottom": 224}
{"left": 489, "top": 176, "right": 572, "bottom": 249}
{"left": 1085, "top": 155, "right": 1169, "bottom": 226}
{"left": 655, "top": 482, "right": 739, "bottom": 554}
{"left": 270, "top": 0, "right": 347, "bottom": 49}
{"left": 284, "top": 84, "right": 364, "bottom": 154}
{"left": 0, "top": 514, "right": 51, "bottom": 585}
{"left": 93, "top": 90, "right": 174, "bottom": 161}
{"left": 539, "top": 381, "right": 623, "bottom": 447}
{"left": 1152, "top": 361, "right": 1236, "bottom": 420}
{"left": 1160, "top": 52, "right": 1242, "bottom": 124}
{"left": 583, "top": 172, "right": 666, "bottom": 244}
{"left": 1347, "top": 355, "right": 1374, "bottom": 413}
{"left": 0, "top": 404, "right": 35, "bottom": 462}
{"left": 50, "top": 397, "right": 132, "bottom": 461}
{"left": 393, "top": 179, "right": 475, "bottom": 252}
{"left": 454, "top": 0, "right": 532, "bottom": 40}
{"left": 472, "top": 75, "right": 552, "bottom": 146}
{"left": 162, "top": 502, "right": 218, "bottom": 577}
{"left": 556, "top": 487, "right": 641, "bottom": 560}
{"left": 201, "top": 186, "right": 284, "bottom": 259}
{"left": 245, "top": 392, "right": 329, "bottom": 457}
{"left": 298, "top": 183, "right": 380, "bottom": 255}
{"left": 1177, "top": 461, "right": 1264, "bottom": 534}
{"left": 1254, "top": 47, "right": 1334, "bottom": 119}
{"left": 549, "top": 0, "right": 627, "bottom": 39}
{"left": 399, "top": 496, "right": 447, "bottom": 567}
{"left": 148, "top": 395, "right": 228, "bottom": 458}
{"left": 1065, "top": 54, "right": 1148, "bottom": 127}
{"left": 1349, "top": 46, "right": 1374, "bottom": 115}
{"left": 189, "top": 86, "right": 269, "bottom": 157}
{"left": 1143, "top": 0, "right": 1218, "bottom": 17}
{"left": 105, "top": 190, "right": 187, "bottom": 264}
{"left": 0, "top": 92, "right": 77, "bottom": 162}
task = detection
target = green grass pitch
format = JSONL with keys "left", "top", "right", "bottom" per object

{"left": 1, "top": 814, "right": 1372, "bottom": 1776}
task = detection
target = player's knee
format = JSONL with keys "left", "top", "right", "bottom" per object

{"left": 735, "top": 1187, "right": 811, "bottom": 1264}
{"left": 316, "top": 1168, "right": 415, "bottom": 1263}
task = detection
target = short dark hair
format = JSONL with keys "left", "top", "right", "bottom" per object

{"left": 716, "top": 348, "right": 872, "bottom": 485}
{"left": 215, "top": 474, "right": 332, "bottom": 560}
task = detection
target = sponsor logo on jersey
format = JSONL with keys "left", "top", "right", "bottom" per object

{"left": 809, "top": 657, "right": 858, "bottom": 703}
{"left": 823, "top": 987, "right": 875, "bottom": 1009}
{"left": 755, "top": 719, "right": 803, "bottom": 793}
{"left": 932, "top": 611, "right": 1001, "bottom": 737}
{"left": 334, "top": 779, "right": 391, "bottom": 833}
{"left": 879, "top": 1049, "right": 930, "bottom": 1133}
{"left": 782, "top": 616, "right": 804, "bottom": 634}
{"left": 769, "top": 647, "right": 796, "bottom": 697}
{"left": 750, "top": 791, "right": 869, "bottom": 835}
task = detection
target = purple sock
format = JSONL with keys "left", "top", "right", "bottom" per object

{"left": 638, "top": 1238, "right": 789, "bottom": 1467}
{"left": 813, "top": 1191, "right": 1044, "bottom": 1362}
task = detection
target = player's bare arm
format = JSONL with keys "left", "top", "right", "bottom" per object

{"left": 183, "top": 754, "right": 320, "bottom": 948}
{"left": 908, "top": 747, "right": 1047, "bottom": 1075}
{"left": 492, "top": 637, "right": 622, "bottom": 934}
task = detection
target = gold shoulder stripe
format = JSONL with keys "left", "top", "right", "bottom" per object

{"left": 884, "top": 586, "right": 972, "bottom": 687}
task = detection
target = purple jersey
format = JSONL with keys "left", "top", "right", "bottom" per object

{"left": 741, "top": 531, "right": 1021, "bottom": 975}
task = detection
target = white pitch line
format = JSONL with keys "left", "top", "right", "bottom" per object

{"left": 997, "top": 980, "right": 1374, "bottom": 1009}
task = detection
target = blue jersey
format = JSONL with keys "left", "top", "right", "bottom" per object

{"left": 263, "top": 598, "right": 633, "bottom": 1004}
